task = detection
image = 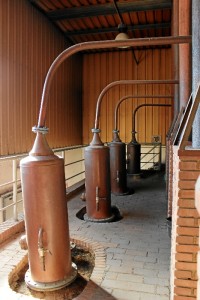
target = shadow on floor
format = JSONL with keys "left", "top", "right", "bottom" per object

{"left": 76, "top": 280, "right": 117, "bottom": 300}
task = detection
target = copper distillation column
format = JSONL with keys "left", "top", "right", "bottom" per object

{"left": 109, "top": 95, "right": 129, "bottom": 195}
{"left": 20, "top": 127, "right": 77, "bottom": 291}
{"left": 84, "top": 128, "right": 113, "bottom": 222}
{"left": 127, "top": 103, "right": 172, "bottom": 176}
{"left": 85, "top": 81, "right": 176, "bottom": 221}
{"left": 19, "top": 36, "right": 189, "bottom": 288}
{"left": 110, "top": 95, "right": 173, "bottom": 195}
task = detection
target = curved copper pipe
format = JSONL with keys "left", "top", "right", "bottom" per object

{"left": 94, "top": 80, "right": 178, "bottom": 130}
{"left": 114, "top": 95, "right": 173, "bottom": 130}
{"left": 37, "top": 35, "right": 190, "bottom": 128}
{"left": 131, "top": 103, "right": 172, "bottom": 142}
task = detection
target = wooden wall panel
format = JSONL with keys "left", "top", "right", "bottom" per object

{"left": 146, "top": 50, "right": 153, "bottom": 143}
{"left": 0, "top": 0, "right": 82, "bottom": 156}
{"left": 82, "top": 48, "right": 173, "bottom": 145}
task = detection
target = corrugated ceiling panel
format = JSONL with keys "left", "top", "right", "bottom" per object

{"left": 0, "top": 0, "right": 82, "bottom": 156}
{"left": 30, "top": 0, "right": 172, "bottom": 46}
{"left": 82, "top": 48, "right": 173, "bottom": 145}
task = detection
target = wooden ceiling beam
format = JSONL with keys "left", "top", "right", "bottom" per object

{"left": 64, "top": 22, "right": 171, "bottom": 36}
{"left": 43, "top": 0, "right": 172, "bottom": 21}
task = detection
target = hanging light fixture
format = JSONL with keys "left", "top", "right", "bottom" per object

{"left": 113, "top": 0, "right": 130, "bottom": 48}
{"left": 115, "top": 23, "right": 129, "bottom": 41}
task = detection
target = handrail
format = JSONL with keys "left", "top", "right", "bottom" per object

{"left": 65, "top": 159, "right": 84, "bottom": 167}
{"left": 140, "top": 143, "right": 162, "bottom": 170}
{"left": 173, "top": 94, "right": 192, "bottom": 146}
{"left": 179, "top": 85, "right": 200, "bottom": 149}
{"left": 140, "top": 144, "right": 160, "bottom": 160}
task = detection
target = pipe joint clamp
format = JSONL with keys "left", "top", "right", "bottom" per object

{"left": 91, "top": 128, "right": 101, "bottom": 133}
{"left": 113, "top": 129, "right": 119, "bottom": 133}
{"left": 32, "top": 126, "right": 49, "bottom": 134}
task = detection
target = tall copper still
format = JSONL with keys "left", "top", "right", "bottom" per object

{"left": 84, "top": 129, "right": 113, "bottom": 222}
{"left": 20, "top": 127, "right": 77, "bottom": 291}
{"left": 109, "top": 95, "right": 172, "bottom": 195}
{"left": 108, "top": 129, "right": 128, "bottom": 195}
{"left": 85, "top": 82, "right": 175, "bottom": 220}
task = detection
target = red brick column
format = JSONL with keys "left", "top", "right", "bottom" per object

{"left": 167, "top": 140, "right": 174, "bottom": 218}
{"left": 195, "top": 176, "right": 200, "bottom": 300}
{"left": 172, "top": 149, "right": 200, "bottom": 299}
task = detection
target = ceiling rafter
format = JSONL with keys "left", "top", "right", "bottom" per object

{"left": 41, "top": 0, "right": 172, "bottom": 21}
{"left": 29, "top": 0, "right": 172, "bottom": 49}
{"left": 64, "top": 22, "right": 171, "bottom": 36}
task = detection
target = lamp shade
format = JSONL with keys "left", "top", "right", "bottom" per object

{"left": 115, "top": 32, "right": 129, "bottom": 41}
{"left": 115, "top": 23, "right": 130, "bottom": 48}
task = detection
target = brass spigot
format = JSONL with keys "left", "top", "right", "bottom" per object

{"left": 96, "top": 186, "right": 99, "bottom": 211}
{"left": 38, "top": 227, "right": 51, "bottom": 271}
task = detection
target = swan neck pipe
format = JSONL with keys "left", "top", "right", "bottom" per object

{"left": 36, "top": 36, "right": 190, "bottom": 128}
{"left": 132, "top": 103, "right": 172, "bottom": 141}
{"left": 114, "top": 95, "right": 173, "bottom": 131}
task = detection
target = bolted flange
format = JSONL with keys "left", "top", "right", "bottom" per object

{"left": 25, "top": 263, "right": 77, "bottom": 292}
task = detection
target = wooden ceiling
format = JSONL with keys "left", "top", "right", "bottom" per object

{"left": 29, "top": 0, "right": 172, "bottom": 49}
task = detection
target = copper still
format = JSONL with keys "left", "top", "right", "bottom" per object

{"left": 84, "top": 82, "right": 174, "bottom": 218}
{"left": 20, "top": 127, "right": 77, "bottom": 291}
{"left": 109, "top": 95, "right": 173, "bottom": 192}
{"left": 108, "top": 130, "right": 128, "bottom": 195}
{"left": 84, "top": 129, "right": 114, "bottom": 222}
{"left": 127, "top": 132, "right": 141, "bottom": 175}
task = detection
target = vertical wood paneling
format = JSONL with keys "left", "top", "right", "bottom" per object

{"left": 0, "top": 0, "right": 82, "bottom": 156}
{"left": 82, "top": 55, "right": 89, "bottom": 143}
{"left": 112, "top": 51, "right": 120, "bottom": 138}
{"left": 100, "top": 53, "right": 107, "bottom": 142}
{"left": 137, "top": 51, "right": 146, "bottom": 143}
{"left": 153, "top": 49, "right": 160, "bottom": 138}
{"left": 107, "top": 52, "right": 114, "bottom": 139}
{"left": 82, "top": 48, "right": 173, "bottom": 146}
{"left": 125, "top": 51, "right": 134, "bottom": 142}
{"left": 146, "top": 50, "right": 153, "bottom": 143}
{"left": 119, "top": 51, "right": 127, "bottom": 142}
{"left": 165, "top": 49, "right": 173, "bottom": 133}
{"left": 160, "top": 49, "right": 166, "bottom": 143}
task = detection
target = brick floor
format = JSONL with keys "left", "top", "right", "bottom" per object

{"left": 0, "top": 171, "right": 170, "bottom": 300}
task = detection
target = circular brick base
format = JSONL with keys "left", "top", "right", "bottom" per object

{"left": 8, "top": 236, "right": 107, "bottom": 299}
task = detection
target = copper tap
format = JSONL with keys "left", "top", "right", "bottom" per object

{"left": 38, "top": 227, "right": 51, "bottom": 271}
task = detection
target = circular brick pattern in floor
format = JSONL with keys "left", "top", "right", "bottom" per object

{"left": 8, "top": 236, "right": 107, "bottom": 299}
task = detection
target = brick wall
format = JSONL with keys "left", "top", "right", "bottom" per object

{"left": 167, "top": 140, "right": 174, "bottom": 218}
{"left": 172, "top": 149, "right": 200, "bottom": 299}
{"left": 195, "top": 176, "right": 200, "bottom": 300}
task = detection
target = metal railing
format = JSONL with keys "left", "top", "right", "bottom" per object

{"left": 140, "top": 143, "right": 162, "bottom": 170}
{"left": 0, "top": 143, "right": 163, "bottom": 224}
{"left": 0, "top": 145, "right": 86, "bottom": 224}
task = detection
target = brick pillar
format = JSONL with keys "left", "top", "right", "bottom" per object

{"left": 171, "top": 149, "right": 200, "bottom": 299}
{"left": 195, "top": 176, "right": 200, "bottom": 300}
